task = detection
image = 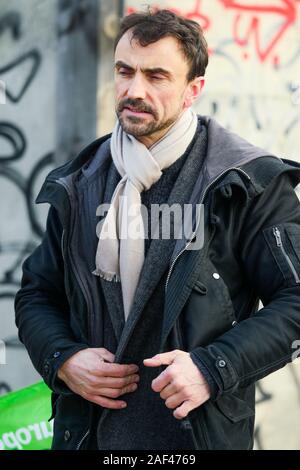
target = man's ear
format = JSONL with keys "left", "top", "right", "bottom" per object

{"left": 184, "top": 76, "right": 205, "bottom": 108}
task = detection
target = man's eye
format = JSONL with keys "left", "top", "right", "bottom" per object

{"left": 118, "top": 69, "right": 131, "bottom": 76}
{"left": 150, "top": 75, "right": 163, "bottom": 80}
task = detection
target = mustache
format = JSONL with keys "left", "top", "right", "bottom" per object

{"left": 118, "top": 99, "right": 157, "bottom": 117}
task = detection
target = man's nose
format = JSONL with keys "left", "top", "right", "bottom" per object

{"left": 126, "top": 75, "right": 147, "bottom": 100}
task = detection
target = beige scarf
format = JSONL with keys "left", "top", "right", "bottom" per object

{"left": 94, "top": 108, "right": 198, "bottom": 320}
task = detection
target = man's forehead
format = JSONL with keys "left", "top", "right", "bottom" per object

{"left": 114, "top": 31, "right": 185, "bottom": 69}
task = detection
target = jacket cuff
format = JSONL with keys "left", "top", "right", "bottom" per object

{"left": 42, "top": 344, "right": 89, "bottom": 394}
{"left": 190, "top": 344, "right": 239, "bottom": 395}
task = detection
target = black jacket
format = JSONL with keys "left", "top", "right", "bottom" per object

{"left": 15, "top": 116, "right": 300, "bottom": 449}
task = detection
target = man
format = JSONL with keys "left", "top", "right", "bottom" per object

{"left": 15, "top": 9, "right": 300, "bottom": 450}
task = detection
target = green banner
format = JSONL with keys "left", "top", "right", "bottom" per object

{"left": 0, "top": 381, "right": 52, "bottom": 450}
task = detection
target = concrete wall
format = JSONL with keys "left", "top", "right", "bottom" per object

{"left": 0, "top": 0, "right": 56, "bottom": 393}
{"left": 0, "top": 0, "right": 99, "bottom": 396}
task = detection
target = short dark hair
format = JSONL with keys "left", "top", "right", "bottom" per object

{"left": 114, "top": 8, "right": 209, "bottom": 82}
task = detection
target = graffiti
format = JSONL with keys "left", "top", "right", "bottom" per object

{"left": 219, "top": 0, "right": 299, "bottom": 65}
{"left": 126, "top": 0, "right": 211, "bottom": 33}
{"left": 126, "top": 0, "right": 300, "bottom": 154}
{"left": 0, "top": 51, "right": 41, "bottom": 103}
{"left": 0, "top": 334, "right": 25, "bottom": 396}
{"left": 126, "top": 0, "right": 300, "bottom": 65}
{"left": 0, "top": 8, "right": 54, "bottom": 395}
{"left": 0, "top": 122, "right": 26, "bottom": 162}
{"left": 0, "top": 9, "right": 41, "bottom": 103}
{"left": 0, "top": 11, "right": 21, "bottom": 39}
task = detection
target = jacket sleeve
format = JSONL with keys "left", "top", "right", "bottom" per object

{"left": 190, "top": 171, "right": 300, "bottom": 397}
{"left": 15, "top": 206, "right": 89, "bottom": 394}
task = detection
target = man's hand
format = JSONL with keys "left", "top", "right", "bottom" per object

{"left": 57, "top": 348, "right": 139, "bottom": 409}
{"left": 143, "top": 349, "right": 210, "bottom": 420}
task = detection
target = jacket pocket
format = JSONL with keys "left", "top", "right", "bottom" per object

{"left": 190, "top": 392, "right": 255, "bottom": 450}
{"left": 192, "top": 279, "right": 208, "bottom": 295}
{"left": 51, "top": 394, "right": 90, "bottom": 450}
{"left": 215, "top": 393, "right": 255, "bottom": 423}
{"left": 181, "top": 258, "right": 237, "bottom": 350}
{"left": 263, "top": 223, "right": 300, "bottom": 285}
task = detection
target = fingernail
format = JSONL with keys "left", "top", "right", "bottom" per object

{"left": 121, "top": 402, "right": 127, "bottom": 408}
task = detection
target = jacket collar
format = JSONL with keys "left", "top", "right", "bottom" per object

{"left": 35, "top": 134, "right": 111, "bottom": 205}
{"left": 36, "top": 116, "right": 300, "bottom": 223}
{"left": 34, "top": 116, "right": 273, "bottom": 204}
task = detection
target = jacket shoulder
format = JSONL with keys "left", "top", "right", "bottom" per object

{"left": 46, "top": 133, "right": 112, "bottom": 182}
{"left": 240, "top": 155, "right": 300, "bottom": 194}
{"left": 35, "top": 134, "right": 112, "bottom": 205}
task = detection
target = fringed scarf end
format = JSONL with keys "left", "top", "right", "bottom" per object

{"left": 92, "top": 268, "right": 121, "bottom": 282}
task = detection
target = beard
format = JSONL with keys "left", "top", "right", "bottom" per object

{"left": 116, "top": 98, "right": 182, "bottom": 138}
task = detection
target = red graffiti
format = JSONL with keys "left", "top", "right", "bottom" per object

{"left": 182, "top": 0, "right": 211, "bottom": 31}
{"left": 126, "top": 0, "right": 211, "bottom": 32}
{"left": 125, "top": 0, "right": 300, "bottom": 65}
{"left": 219, "top": 0, "right": 298, "bottom": 64}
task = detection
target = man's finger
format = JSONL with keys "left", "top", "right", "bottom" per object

{"left": 165, "top": 391, "right": 185, "bottom": 409}
{"left": 159, "top": 382, "right": 177, "bottom": 400}
{"left": 90, "top": 383, "right": 138, "bottom": 398}
{"left": 143, "top": 350, "right": 180, "bottom": 367}
{"left": 94, "top": 348, "right": 115, "bottom": 363}
{"left": 92, "top": 362, "right": 139, "bottom": 377}
{"left": 151, "top": 370, "right": 171, "bottom": 392}
{"left": 88, "top": 374, "right": 140, "bottom": 388}
{"left": 173, "top": 400, "right": 194, "bottom": 420}
{"left": 85, "top": 394, "right": 127, "bottom": 409}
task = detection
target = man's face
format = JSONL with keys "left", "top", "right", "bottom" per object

{"left": 114, "top": 31, "right": 202, "bottom": 147}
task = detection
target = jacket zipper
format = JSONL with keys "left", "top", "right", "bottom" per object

{"left": 54, "top": 179, "right": 94, "bottom": 344}
{"left": 165, "top": 167, "right": 251, "bottom": 292}
{"left": 76, "top": 429, "right": 90, "bottom": 450}
{"left": 61, "top": 229, "right": 65, "bottom": 263}
{"left": 273, "top": 227, "right": 300, "bottom": 283}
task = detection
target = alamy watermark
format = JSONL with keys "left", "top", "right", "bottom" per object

{"left": 292, "top": 340, "right": 300, "bottom": 364}
{"left": 0, "top": 340, "right": 6, "bottom": 365}
{"left": 96, "top": 200, "right": 205, "bottom": 250}
{"left": 0, "top": 80, "right": 6, "bottom": 104}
